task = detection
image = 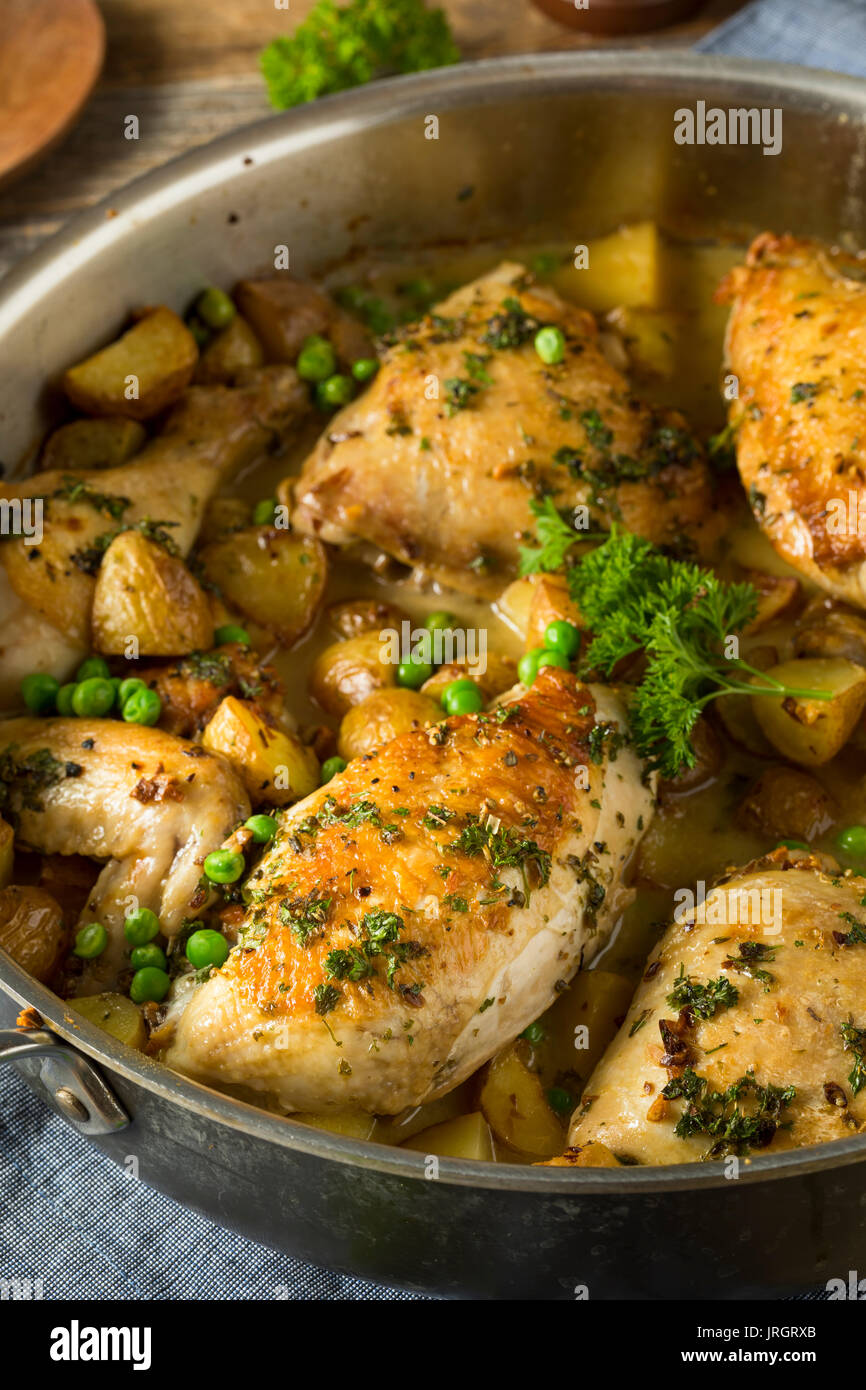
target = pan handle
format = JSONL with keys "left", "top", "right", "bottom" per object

{"left": 0, "top": 1026, "right": 130, "bottom": 1135}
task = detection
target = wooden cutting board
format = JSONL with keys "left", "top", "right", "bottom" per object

{"left": 0, "top": 0, "right": 105, "bottom": 189}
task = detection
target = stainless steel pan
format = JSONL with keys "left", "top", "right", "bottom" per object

{"left": 3, "top": 53, "right": 866, "bottom": 1299}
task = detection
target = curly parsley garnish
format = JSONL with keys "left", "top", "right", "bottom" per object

{"left": 667, "top": 966, "right": 739, "bottom": 1020}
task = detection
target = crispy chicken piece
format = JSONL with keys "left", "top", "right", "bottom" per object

{"left": 0, "top": 718, "right": 249, "bottom": 992}
{"left": 568, "top": 850, "right": 866, "bottom": 1164}
{"left": 0, "top": 368, "right": 307, "bottom": 707}
{"left": 291, "top": 263, "right": 717, "bottom": 598}
{"left": 718, "top": 233, "right": 866, "bottom": 605}
{"left": 167, "top": 669, "right": 655, "bottom": 1114}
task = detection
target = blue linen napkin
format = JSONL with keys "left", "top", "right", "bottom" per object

{"left": 3, "top": 0, "right": 865, "bottom": 1302}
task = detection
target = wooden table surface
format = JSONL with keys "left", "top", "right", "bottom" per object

{"left": 0, "top": 0, "right": 745, "bottom": 276}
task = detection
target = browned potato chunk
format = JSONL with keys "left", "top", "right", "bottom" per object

{"left": 540, "top": 1142, "right": 622, "bottom": 1168}
{"left": 737, "top": 766, "right": 837, "bottom": 843}
{"left": 62, "top": 308, "right": 198, "bottom": 420}
{"left": 326, "top": 597, "right": 409, "bottom": 641}
{"left": 198, "top": 497, "right": 251, "bottom": 546}
{"left": 536, "top": 970, "right": 635, "bottom": 1092}
{"left": 495, "top": 576, "right": 538, "bottom": 640}
{"left": 338, "top": 688, "right": 441, "bottom": 760}
{"left": 794, "top": 598, "right": 866, "bottom": 666}
{"left": 403, "top": 1112, "right": 494, "bottom": 1161}
{"left": 291, "top": 1110, "right": 379, "bottom": 1141}
{"left": 526, "top": 573, "right": 583, "bottom": 650}
{"left": 92, "top": 530, "right": 214, "bottom": 655}
{"left": 606, "top": 305, "right": 683, "bottom": 378}
{"left": 201, "top": 696, "right": 319, "bottom": 805}
{"left": 198, "top": 527, "right": 327, "bottom": 648}
{"left": 479, "top": 1045, "right": 564, "bottom": 1158}
{"left": 234, "top": 277, "right": 372, "bottom": 364}
{"left": 40, "top": 417, "right": 147, "bottom": 472}
{"left": 751, "top": 658, "right": 866, "bottom": 766}
{"left": 310, "top": 631, "right": 394, "bottom": 717}
{"left": 0, "top": 885, "right": 67, "bottom": 984}
{"left": 742, "top": 569, "right": 801, "bottom": 634}
{"left": 71, "top": 993, "right": 146, "bottom": 1050}
{"left": 195, "top": 316, "right": 264, "bottom": 384}
{"left": 0, "top": 817, "right": 12, "bottom": 890}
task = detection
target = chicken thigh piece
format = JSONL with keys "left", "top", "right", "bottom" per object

{"left": 0, "top": 718, "right": 249, "bottom": 991}
{"left": 567, "top": 850, "right": 866, "bottom": 1164}
{"left": 292, "top": 263, "right": 716, "bottom": 598}
{"left": 718, "top": 233, "right": 866, "bottom": 605}
{"left": 0, "top": 367, "right": 307, "bottom": 704}
{"left": 168, "top": 669, "right": 655, "bottom": 1114}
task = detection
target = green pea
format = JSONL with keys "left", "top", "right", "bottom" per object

{"left": 441, "top": 680, "right": 482, "bottom": 716}
{"left": 214, "top": 624, "right": 249, "bottom": 646}
{"left": 245, "top": 813, "right": 279, "bottom": 843}
{"left": 351, "top": 357, "right": 379, "bottom": 382}
{"left": 296, "top": 334, "right": 337, "bottom": 382}
{"left": 534, "top": 326, "right": 566, "bottom": 365}
{"left": 315, "top": 374, "right": 354, "bottom": 410}
{"left": 544, "top": 619, "right": 581, "bottom": 659}
{"left": 118, "top": 677, "right": 147, "bottom": 706}
{"left": 56, "top": 683, "right": 78, "bottom": 717}
{"left": 196, "top": 287, "right": 236, "bottom": 331}
{"left": 536, "top": 648, "right": 570, "bottom": 673}
{"left": 777, "top": 838, "right": 810, "bottom": 852}
{"left": 21, "top": 673, "right": 59, "bottom": 714}
{"left": 186, "top": 315, "right": 211, "bottom": 349}
{"left": 185, "top": 928, "right": 230, "bottom": 970}
{"left": 838, "top": 825, "right": 866, "bottom": 856}
{"left": 521, "top": 1021, "right": 546, "bottom": 1044}
{"left": 124, "top": 907, "right": 160, "bottom": 947}
{"left": 397, "top": 656, "right": 434, "bottom": 689}
{"left": 73, "top": 922, "right": 108, "bottom": 959}
{"left": 130, "top": 943, "right": 167, "bottom": 971}
{"left": 129, "top": 966, "right": 170, "bottom": 1005}
{"left": 425, "top": 610, "right": 456, "bottom": 633}
{"left": 122, "top": 687, "right": 161, "bottom": 726}
{"left": 517, "top": 649, "right": 543, "bottom": 688}
{"left": 530, "top": 252, "right": 560, "bottom": 276}
{"left": 203, "top": 848, "right": 245, "bottom": 884}
{"left": 320, "top": 756, "right": 346, "bottom": 784}
{"left": 547, "top": 1086, "right": 573, "bottom": 1116}
{"left": 76, "top": 656, "right": 111, "bottom": 682}
{"left": 251, "top": 498, "right": 278, "bottom": 526}
{"left": 72, "top": 677, "right": 116, "bottom": 718}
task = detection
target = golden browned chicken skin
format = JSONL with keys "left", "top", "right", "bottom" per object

{"left": 168, "top": 669, "right": 654, "bottom": 1113}
{"left": 291, "top": 263, "right": 717, "bottom": 597}
{"left": 568, "top": 850, "right": 866, "bottom": 1164}
{"left": 718, "top": 233, "right": 866, "bottom": 605}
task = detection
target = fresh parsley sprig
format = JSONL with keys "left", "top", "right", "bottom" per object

{"left": 519, "top": 511, "right": 831, "bottom": 778}
{"left": 261, "top": 0, "right": 459, "bottom": 110}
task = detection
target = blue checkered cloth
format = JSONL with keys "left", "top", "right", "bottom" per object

{"left": 2, "top": 0, "right": 864, "bottom": 1301}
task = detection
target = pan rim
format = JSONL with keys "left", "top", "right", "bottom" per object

{"left": 3, "top": 50, "right": 866, "bottom": 1195}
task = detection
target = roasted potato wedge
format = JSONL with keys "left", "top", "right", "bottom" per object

{"left": 541, "top": 1142, "right": 622, "bottom": 1168}
{"left": 310, "top": 631, "right": 394, "bottom": 717}
{"left": 62, "top": 307, "right": 198, "bottom": 420}
{"left": 40, "top": 417, "right": 147, "bottom": 472}
{"left": 198, "top": 527, "right": 327, "bottom": 648}
{"left": 403, "top": 1112, "right": 494, "bottom": 1161}
{"left": 495, "top": 576, "right": 538, "bottom": 640}
{"left": 420, "top": 653, "right": 517, "bottom": 703}
{"left": 535, "top": 970, "right": 635, "bottom": 1092}
{"left": 234, "top": 277, "right": 372, "bottom": 364}
{"left": 71, "top": 993, "right": 147, "bottom": 1050}
{"left": 606, "top": 305, "right": 682, "bottom": 378}
{"left": 0, "top": 885, "right": 67, "bottom": 984}
{"left": 478, "top": 1045, "right": 564, "bottom": 1158}
{"left": 751, "top": 658, "right": 866, "bottom": 766}
{"left": 291, "top": 1110, "right": 379, "bottom": 1141}
{"left": 198, "top": 496, "right": 251, "bottom": 546}
{"left": 92, "top": 530, "right": 214, "bottom": 655}
{"left": 742, "top": 569, "right": 801, "bottom": 634}
{"left": 326, "top": 597, "right": 409, "bottom": 641}
{"left": 338, "top": 688, "right": 441, "bottom": 760}
{"left": 737, "top": 766, "right": 837, "bottom": 843}
{"left": 526, "top": 573, "right": 583, "bottom": 650}
{"left": 195, "top": 315, "right": 264, "bottom": 384}
{"left": 0, "top": 817, "right": 12, "bottom": 890}
{"left": 201, "top": 696, "right": 319, "bottom": 805}
{"left": 794, "top": 598, "right": 866, "bottom": 666}
{"left": 551, "top": 221, "right": 660, "bottom": 313}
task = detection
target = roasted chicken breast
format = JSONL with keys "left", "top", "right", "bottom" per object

{"left": 718, "top": 233, "right": 866, "bottom": 605}
{"left": 292, "top": 263, "right": 717, "bottom": 597}
{"left": 168, "top": 669, "right": 654, "bottom": 1114}
{"left": 568, "top": 850, "right": 866, "bottom": 1164}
